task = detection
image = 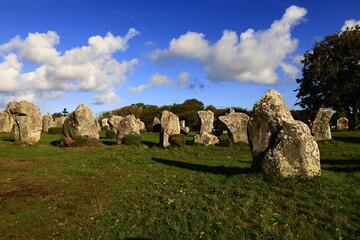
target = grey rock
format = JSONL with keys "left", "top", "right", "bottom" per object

{"left": 42, "top": 113, "right": 55, "bottom": 132}
{"left": 54, "top": 116, "right": 66, "bottom": 128}
{"left": 336, "top": 117, "right": 349, "bottom": 130}
{"left": 6, "top": 100, "right": 42, "bottom": 145}
{"left": 101, "top": 118, "right": 109, "bottom": 130}
{"left": 0, "top": 111, "right": 14, "bottom": 133}
{"left": 62, "top": 104, "right": 100, "bottom": 140}
{"left": 160, "top": 110, "right": 180, "bottom": 147}
{"left": 311, "top": 108, "right": 333, "bottom": 141}
{"left": 152, "top": 117, "right": 161, "bottom": 132}
{"left": 219, "top": 111, "right": 249, "bottom": 143}
{"left": 248, "top": 89, "right": 320, "bottom": 177}
{"left": 108, "top": 115, "right": 141, "bottom": 144}
{"left": 198, "top": 110, "right": 214, "bottom": 134}
{"left": 194, "top": 132, "right": 219, "bottom": 145}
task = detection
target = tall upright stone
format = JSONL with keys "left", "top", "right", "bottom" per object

{"left": 54, "top": 116, "right": 66, "bottom": 128}
{"left": 0, "top": 111, "right": 13, "bottom": 133}
{"left": 198, "top": 110, "right": 214, "bottom": 134}
{"left": 6, "top": 100, "right": 42, "bottom": 145}
{"left": 152, "top": 117, "right": 161, "bottom": 132}
{"left": 42, "top": 113, "right": 55, "bottom": 132}
{"left": 107, "top": 115, "right": 141, "bottom": 144}
{"left": 336, "top": 117, "right": 349, "bottom": 130}
{"left": 62, "top": 104, "right": 100, "bottom": 140}
{"left": 219, "top": 110, "right": 250, "bottom": 143}
{"left": 248, "top": 89, "right": 320, "bottom": 177}
{"left": 160, "top": 110, "right": 180, "bottom": 147}
{"left": 311, "top": 108, "right": 333, "bottom": 141}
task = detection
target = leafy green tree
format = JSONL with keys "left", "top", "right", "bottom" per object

{"left": 62, "top": 108, "right": 69, "bottom": 116}
{"left": 295, "top": 25, "right": 360, "bottom": 129}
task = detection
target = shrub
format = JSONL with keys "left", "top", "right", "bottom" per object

{"left": 101, "top": 126, "right": 109, "bottom": 130}
{"left": 48, "top": 127, "right": 62, "bottom": 135}
{"left": 59, "top": 136, "right": 100, "bottom": 147}
{"left": 169, "top": 134, "right": 186, "bottom": 147}
{"left": 123, "top": 134, "right": 142, "bottom": 146}
{"left": 105, "top": 130, "right": 117, "bottom": 139}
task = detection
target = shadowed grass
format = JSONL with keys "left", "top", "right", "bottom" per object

{"left": 0, "top": 130, "right": 359, "bottom": 239}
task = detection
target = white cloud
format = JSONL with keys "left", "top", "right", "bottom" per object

{"left": 0, "top": 29, "right": 140, "bottom": 106}
{"left": 43, "top": 91, "right": 62, "bottom": 100}
{"left": 130, "top": 73, "right": 174, "bottom": 93}
{"left": 151, "top": 5, "right": 307, "bottom": 84}
{"left": 144, "top": 41, "right": 156, "bottom": 47}
{"left": 177, "top": 71, "right": 190, "bottom": 89}
{"left": 342, "top": 19, "right": 360, "bottom": 31}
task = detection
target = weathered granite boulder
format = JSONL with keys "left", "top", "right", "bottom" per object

{"left": 180, "top": 120, "right": 186, "bottom": 128}
{"left": 152, "top": 117, "right": 161, "bottom": 132}
{"left": 107, "top": 115, "right": 141, "bottom": 144}
{"left": 198, "top": 110, "right": 214, "bottom": 134}
{"left": 101, "top": 118, "right": 109, "bottom": 130}
{"left": 0, "top": 111, "right": 13, "bottom": 133}
{"left": 160, "top": 110, "right": 180, "bottom": 147}
{"left": 139, "top": 121, "right": 146, "bottom": 131}
{"left": 62, "top": 104, "right": 100, "bottom": 140}
{"left": 248, "top": 89, "right": 320, "bottom": 177}
{"left": 311, "top": 108, "right": 333, "bottom": 141}
{"left": 194, "top": 132, "right": 219, "bottom": 145}
{"left": 54, "top": 116, "right": 66, "bottom": 128}
{"left": 42, "top": 113, "right": 55, "bottom": 132}
{"left": 337, "top": 117, "right": 349, "bottom": 130}
{"left": 219, "top": 110, "right": 250, "bottom": 143}
{"left": 262, "top": 121, "right": 321, "bottom": 177}
{"left": 179, "top": 120, "right": 189, "bottom": 134}
{"left": 6, "top": 100, "right": 42, "bottom": 145}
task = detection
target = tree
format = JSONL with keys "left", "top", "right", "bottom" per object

{"left": 62, "top": 108, "right": 69, "bottom": 116}
{"left": 295, "top": 25, "right": 360, "bottom": 129}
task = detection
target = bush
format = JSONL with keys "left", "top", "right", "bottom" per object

{"left": 105, "top": 130, "right": 117, "bottom": 139}
{"left": 59, "top": 136, "right": 100, "bottom": 147}
{"left": 169, "top": 134, "right": 186, "bottom": 147}
{"left": 48, "top": 127, "right": 62, "bottom": 135}
{"left": 123, "top": 134, "right": 142, "bottom": 146}
{"left": 101, "top": 126, "right": 109, "bottom": 130}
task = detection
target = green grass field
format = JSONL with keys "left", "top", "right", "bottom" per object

{"left": 0, "top": 131, "right": 359, "bottom": 239}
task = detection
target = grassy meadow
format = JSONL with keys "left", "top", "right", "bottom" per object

{"left": 0, "top": 130, "right": 359, "bottom": 239}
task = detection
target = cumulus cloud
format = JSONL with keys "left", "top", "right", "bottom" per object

{"left": 177, "top": 71, "right": 190, "bottom": 89}
{"left": 130, "top": 73, "right": 174, "bottom": 93}
{"left": 342, "top": 19, "right": 360, "bottom": 31}
{"left": 151, "top": 5, "right": 307, "bottom": 84}
{"left": 0, "top": 29, "right": 140, "bottom": 107}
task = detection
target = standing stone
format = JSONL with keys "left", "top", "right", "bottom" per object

{"left": 62, "top": 104, "right": 100, "bottom": 140}
{"left": 219, "top": 110, "right": 250, "bottom": 143}
{"left": 152, "top": 117, "right": 161, "bottom": 132}
{"left": 101, "top": 118, "right": 109, "bottom": 130}
{"left": 0, "top": 111, "right": 13, "bottom": 133}
{"left": 160, "top": 110, "right": 180, "bottom": 147}
{"left": 337, "top": 117, "right": 349, "bottom": 130}
{"left": 54, "top": 116, "right": 66, "bottom": 128}
{"left": 311, "top": 108, "right": 333, "bottom": 141}
{"left": 42, "top": 113, "right": 55, "bottom": 132}
{"left": 198, "top": 110, "right": 214, "bottom": 134}
{"left": 179, "top": 120, "right": 190, "bottom": 134}
{"left": 194, "top": 132, "right": 219, "bottom": 145}
{"left": 180, "top": 120, "right": 186, "bottom": 128}
{"left": 248, "top": 89, "right": 320, "bottom": 177}
{"left": 6, "top": 100, "right": 42, "bottom": 145}
{"left": 107, "top": 115, "right": 141, "bottom": 144}
{"left": 139, "top": 120, "right": 146, "bottom": 132}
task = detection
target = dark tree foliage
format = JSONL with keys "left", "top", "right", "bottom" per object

{"left": 295, "top": 25, "right": 360, "bottom": 129}
{"left": 62, "top": 108, "right": 69, "bottom": 116}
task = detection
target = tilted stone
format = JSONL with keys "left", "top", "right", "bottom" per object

{"left": 248, "top": 89, "right": 320, "bottom": 177}
{"left": 6, "top": 100, "right": 42, "bottom": 145}
{"left": 42, "top": 113, "right": 55, "bottom": 132}
{"left": 311, "top": 108, "right": 333, "bottom": 141}
{"left": 0, "top": 111, "right": 13, "bottom": 133}
{"left": 108, "top": 115, "right": 141, "bottom": 144}
{"left": 62, "top": 104, "right": 100, "bottom": 140}
{"left": 194, "top": 132, "right": 219, "bottom": 145}
{"left": 198, "top": 110, "right": 214, "bottom": 134}
{"left": 101, "top": 118, "right": 109, "bottom": 130}
{"left": 219, "top": 111, "right": 249, "bottom": 143}
{"left": 336, "top": 117, "right": 349, "bottom": 130}
{"left": 160, "top": 110, "right": 180, "bottom": 147}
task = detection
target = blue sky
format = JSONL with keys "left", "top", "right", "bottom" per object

{"left": 0, "top": 0, "right": 359, "bottom": 116}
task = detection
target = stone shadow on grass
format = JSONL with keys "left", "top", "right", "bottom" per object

{"left": 333, "top": 136, "right": 360, "bottom": 144}
{"left": 142, "top": 141, "right": 158, "bottom": 148}
{"left": 321, "top": 158, "right": 360, "bottom": 172}
{"left": 152, "top": 158, "right": 250, "bottom": 176}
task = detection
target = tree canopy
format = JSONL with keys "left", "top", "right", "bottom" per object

{"left": 295, "top": 25, "right": 360, "bottom": 129}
